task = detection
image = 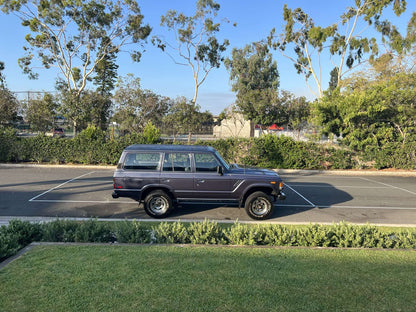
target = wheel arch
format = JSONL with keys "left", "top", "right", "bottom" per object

{"left": 140, "top": 185, "right": 176, "bottom": 202}
{"left": 239, "top": 186, "right": 274, "bottom": 207}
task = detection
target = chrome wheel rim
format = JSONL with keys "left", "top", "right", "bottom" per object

{"left": 251, "top": 197, "right": 270, "bottom": 216}
{"left": 149, "top": 196, "right": 168, "bottom": 215}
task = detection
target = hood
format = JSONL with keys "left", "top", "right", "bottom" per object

{"left": 227, "top": 167, "right": 278, "bottom": 176}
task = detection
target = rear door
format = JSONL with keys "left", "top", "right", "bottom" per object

{"left": 160, "top": 152, "right": 194, "bottom": 199}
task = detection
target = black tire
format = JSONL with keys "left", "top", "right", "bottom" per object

{"left": 143, "top": 190, "right": 173, "bottom": 218}
{"left": 244, "top": 191, "right": 274, "bottom": 220}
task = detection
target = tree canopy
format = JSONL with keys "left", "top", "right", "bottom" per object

{"left": 225, "top": 42, "right": 280, "bottom": 131}
{"left": 152, "top": 0, "right": 230, "bottom": 105}
{"left": 0, "top": 0, "right": 151, "bottom": 96}
{"left": 268, "top": 0, "right": 411, "bottom": 98}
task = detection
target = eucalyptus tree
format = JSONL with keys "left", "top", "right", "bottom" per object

{"left": 152, "top": 0, "right": 230, "bottom": 105}
{"left": 0, "top": 0, "right": 151, "bottom": 96}
{"left": 268, "top": 0, "right": 409, "bottom": 98}
{"left": 0, "top": 0, "right": 151, "bottom": 133}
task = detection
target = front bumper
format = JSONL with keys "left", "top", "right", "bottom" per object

{"left": 277, "top": 191, "right": 286, "bottom": 200}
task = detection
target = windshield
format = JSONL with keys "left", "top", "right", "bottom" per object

{"left": 215, "top": 151, "right": 230, "bottom": 171}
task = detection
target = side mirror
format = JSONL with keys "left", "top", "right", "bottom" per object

{"left": 217, "top": 165, "right": 223, "bottom": 176}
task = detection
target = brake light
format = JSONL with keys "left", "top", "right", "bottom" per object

{"left": 113, "top": 178, "right": 122, "bottom": 189}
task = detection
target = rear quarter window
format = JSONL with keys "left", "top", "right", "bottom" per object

{"left": 123, "top": 152, "right": 161, "bottom": 170}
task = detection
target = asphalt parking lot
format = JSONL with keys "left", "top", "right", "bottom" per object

{"left": 0, "top": 165, "right": 415, "bottom": 226}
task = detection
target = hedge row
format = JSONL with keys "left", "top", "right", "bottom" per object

{"left": 0, "top": 126, "right": 159, "bottom": 165}
{"left": 1, "top": 127, "right": 415, "bottom": 169}
{"left": 2, "top": 219, "right": 416, "bottom": 261}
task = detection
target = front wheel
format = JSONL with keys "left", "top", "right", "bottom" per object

{"left": 244, "top": 191, "right": 274, "bottom": 220}
{"left": 144, "top": 190, "right": 173, "bottom": 218}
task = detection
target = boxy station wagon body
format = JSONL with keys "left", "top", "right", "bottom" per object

{"left": 112, "top": 144, "right": 286, "bottom": 220}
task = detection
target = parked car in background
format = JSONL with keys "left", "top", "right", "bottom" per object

{"left": 52, "top": 128, "right": 65, "bottom": 137}
{"left": 112, "top": 144, "right": 286, "bottom": 220}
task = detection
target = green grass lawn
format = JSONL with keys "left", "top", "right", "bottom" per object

{"left": 1, "top": 245, "right": 415, "bottom": 312}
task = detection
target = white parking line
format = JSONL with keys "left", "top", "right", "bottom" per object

{"left": 29, "top": 199, "right": 136, "bottom": 204}
{"left": 360, "top": 177, "right": 416, "bottom": 196}
{"left": 283, "top": 183, "right": 316, "bottom": 207}
{"left": 288, "top": 184, "right": 389, "bottom": 189}
{"left": 29, "top": 172, "right": 96, "bottom": 202}
{"left": 320, "top": 205, "right": 416, "bottom": 210}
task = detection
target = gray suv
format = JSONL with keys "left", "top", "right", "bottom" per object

{"left": 112, "top": 144, "right": 286, "bottom": 220}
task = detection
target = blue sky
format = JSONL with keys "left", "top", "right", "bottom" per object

{"left": 0, "top": 0, "right": 414, "bottom": 115}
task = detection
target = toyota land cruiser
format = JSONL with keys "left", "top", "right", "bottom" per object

{"left": 112, "top": 144, "right": 286, "bottom": 220}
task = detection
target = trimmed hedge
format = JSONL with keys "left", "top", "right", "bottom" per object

{"left": 1, "top": 219, "right": 416, "bottom": 262}
{"left": 1, "top": 127, "right": 415, "bottom": 169}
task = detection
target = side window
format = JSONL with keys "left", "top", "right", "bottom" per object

{"left": 123, "top": 153, "right": 160, "bottom": 170}
{"left": 163, "top": 153, "right": 192, "bottom": 172}
{"left": 195, "top": 153, "right": 220, "bottom": 173}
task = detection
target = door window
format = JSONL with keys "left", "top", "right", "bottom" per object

{"left": 163, "top": 153, "right": 192, "bottom": 172}
{"left": 194, "top": 153, "right": 220, "bottom": 173}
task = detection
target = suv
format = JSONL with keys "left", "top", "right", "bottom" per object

{"left": 112, "top": 144, "right": 286, "bottom": 220}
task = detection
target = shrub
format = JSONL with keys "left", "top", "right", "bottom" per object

{"left": 152, "top": 222, "right": 188, "bottom": 244}
{"left": 114, "top": 220, "right": 152, "bottom": 243}
{"left": 187, "top": 219, "right": 227, "bottom": 244}
{"left": 73, "top": 219, "right": 114, "bottom": 243}
{"left": 41, "top": 219, "right": 79, "bottom": 242}
{"left": 1, "top": 220, "right": 416, "bottom": 262}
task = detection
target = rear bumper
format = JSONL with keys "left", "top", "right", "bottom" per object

{"left": 112, "top": 190, "right": 140, "bottom": 200}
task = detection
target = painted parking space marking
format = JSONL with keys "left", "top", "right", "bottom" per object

{"left": 360, "top": 177, "right": 416, "bottom": 196}
{"left": 28, "top": 171, "right": 137, "bottom": 204}
{"left": 29, "top": 172, "right": 96, "bottom": 202}
{"left": 319, "top": 205, "right": 416, "bottom": 210}
{"left": 284, "top": 176, "right": 416, "bottom": 210}
{"left": 30, "top": 199, "right": 135, "bottom": 204}
{"left": 283, "top": 183, "right": 316, "bottom": 207}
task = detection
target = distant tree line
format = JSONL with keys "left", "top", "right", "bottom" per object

{"left": 0, "top": 0, "right": 415, "bottom": 164}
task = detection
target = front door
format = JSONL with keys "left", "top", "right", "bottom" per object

{"left": 193, "top": 153, "right": 233, "bottom": 200}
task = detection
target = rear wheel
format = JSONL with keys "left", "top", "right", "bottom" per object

{"left": 244, "top": 191, "right": 274, "bottom": 220}
{"left": 144, "top": 190, "right": 173, "bottom": 218}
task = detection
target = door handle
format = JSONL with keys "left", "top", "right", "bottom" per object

{"left": 198, "top": 179, "right": 205, "bottom": 183}
{"left": 162, "top": 179, "right": 170, "bottom": 183}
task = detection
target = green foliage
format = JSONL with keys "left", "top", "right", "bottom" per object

{"left": 152, "top": 222, "right": 188, "bottom": 244}
{"left": 154, "top": 0, "right": 230, "bottom": 104}
{"left": 0, "top": 127, "right": 18, "bottom": 162}
{"left": 112, "top": 75, "right": 171, "bottom": 134}
{"left": 268, "top": 1, "right": 409, "bottom": 98}
{"left": 142, "top": 122, "right": 161, "bottom": 144}
{"left": 0, "top": 220, "right": 42, "bottom": 261}
{"left": 1, "top": 0, "right": 151, "bottom": 95}
{"left": 225, "top": 42, "right": 279, "bottom": 126}
{"left": 314, "top": 72, "right": 416, "bottom": 169}
{"left": 0, "top": 84, "right": 19, "bottom": 125}
{"left": 113, "top": 220, "right": 152, "bottom": 243}
{"left": 41, "top": 219, "right": 79, "bottom": 243}
{"left": 187, "top": 219, "right": 227, "bottom": 244}
{"left": 2, "top": 220, "right": 416, "bottom": 262}
{"left": 24, "top": 93, "right": 58, "bottom": 133}
{"left": 73, "top": 219, "right": 114, "bottom": 243}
